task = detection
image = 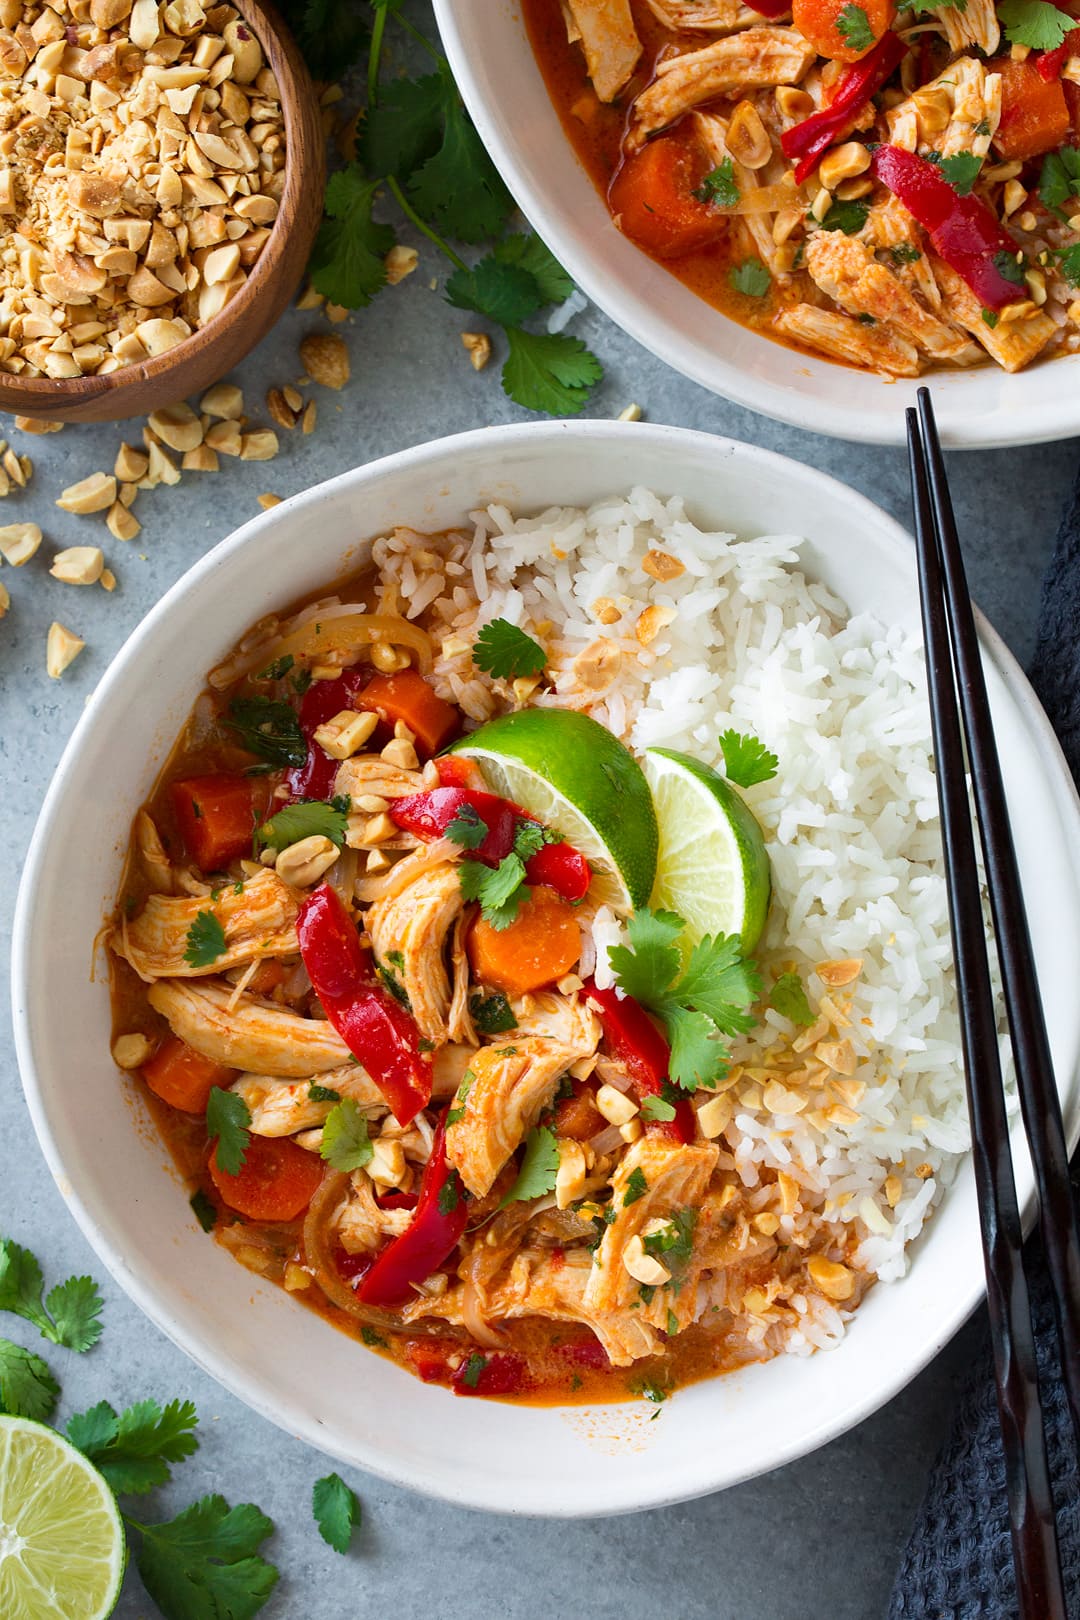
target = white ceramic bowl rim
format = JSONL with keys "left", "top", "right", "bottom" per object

{"left": 432, "top": 0, "right": 1080, "bottom": 449}
{"left": 12, "top": 420, "right": 1080, "bottom": 1516}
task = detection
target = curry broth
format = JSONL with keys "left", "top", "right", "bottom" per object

{"left": 109, "top": 560, "right": 775, "bottom": 1408}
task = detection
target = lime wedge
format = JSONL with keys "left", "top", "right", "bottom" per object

{"left": 449, "top": 709, "right": 658, "bottom": 911}
{"left": 0, "top": 1415, "right": 125, "bottom": 1619}
{"left": 643, "top": 747, "right": 771, "bottom": 952}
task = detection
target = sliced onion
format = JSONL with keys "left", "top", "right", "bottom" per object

{"left": 587, "top": 1124, "right": 624, "bottom": 1156}
{"left": 302, "top": 1169, "right": 406, "bottom": 1332}
{"left": 210, "top": 606, "right": 433, "bottom": 688}
{"left": 460, "top": 1276, "right": 507, "bottom": 1349}
{"left": 715, "top": 183, "right": 806, "bottom": 214}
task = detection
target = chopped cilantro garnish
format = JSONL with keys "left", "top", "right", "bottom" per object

{"left": 609, "top": 908, "right": 762, "bottom": 1091}
{"left": 770, "top": 972, "right": 816, "bottom": 1027}
{"left": 981, "top": 308, "right": 1000, "bottom": 328}
{"left": 694, "top": 156, "right": 739, "bottom": 208}
{"left": 459, "top": 851, "right": 530, "bottom": 929}
{"left": 473, "top": 617, "right": 547, "bottom": 681}
{"left": 445, "top": 803, "right": 488, "bottom": 849}
{"left": 939, "top": 152, "right": 982, "bottom": 196}
{"left": 255, "top": 796, "right": 349, "bottom": 852}
{"left": 719, "top": 728, "right": 778, "bottom": 789}
{"left": 728, "top": 258, "right": 771, "bottom": 298}
{"left": 183, "top": 910, "right": 226, "bottom": 970}
{"left": 640, "top": 1093, "right": 677, "bottom": 1123}
{"left": 1055, "top": 243, "right": 1080, "bottom": 285}
{"left": 642, "top": 1210, "right": 697, "bottom": 1275}
{"left": 890, "top": 243, "right": 922, "bottom": 266}
{"left": 312, "top": 1472, "right": 361, "bottom": 1555}
{"left": 447, "top": 1070, "right": 476, "bottom": 1126}
{"left": 623, "top": 1167, "right": 649, "bottom": 1207}
{"left": 500, "top": 1126, "right": 560, "bottom": 1206}
{"left": 835, "top": 3, "right": 876, "bottom": 49}
{"left": 469, "top": 992, "right": 517, "bottom": 1034}
{"left": 206, "top": 1087, "right": 251, "bottom": 1177}
{"left": 1039, "top": 146, "right": 1080, "bottom": 218}
{"left": 256, "top": 653, "right": 294, "bottom": 681}
{"left": 461, "top": 1352, "right": 487, "bottom": 1389}
{"left": 437, "top": 1170, "right": 463, "bottom": 1216}
{"left": 997, "top": 0, "right": 1072, "bottom": 50}
{"left": 224, "top": 696, "right": 307, "bottom": 768}
{"left": 319, "top": 1099, "right": 374, "bottom": 1173}
{"left": 993, "top": 250, "right": 1027, "bottom": 287}
{"left": 361, "top": 1325, "right": 388, "bottom": 1349}
{"left": 308, "top": 1084, "right": 341, "bottom": 1103}
{"left": 189, "top": 1190, "right": 217, "bottom": 1232}
{"left": 821, "top": 199, "right": 870, "bottom": 235}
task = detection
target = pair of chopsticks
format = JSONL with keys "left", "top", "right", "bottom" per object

{"left": 908, "top": 389, "right": 1080, "bottom": 1620}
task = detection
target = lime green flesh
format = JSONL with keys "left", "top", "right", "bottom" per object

{"left": 449, "top": 709, "right": 658, "bottom": 912}
{"left": 0, "top": 1417, "right": 125, "bottom": 1620}
{"left": 643, "top": 748, "right": 771, "bottom": 953}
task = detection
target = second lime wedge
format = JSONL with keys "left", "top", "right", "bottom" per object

{"left": 448, "top": 708, "right": 658, "bottom": 912}
{"left": 643, "top": 747, "right": 771, "bottom": 952}
{"left": 0, "top": 1415, "right": 126, "bottom": 1619}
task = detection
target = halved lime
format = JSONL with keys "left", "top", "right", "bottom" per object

{"left": 643, "top": 747, "right": 771, "bottom": 952}
{"left": 449, "top": 709, "right": 658, "bottom": 911}
{"left": 0, "top": 1415, "right": 125, "bottom": 1619}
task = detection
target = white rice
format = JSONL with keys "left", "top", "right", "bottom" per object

{"left": 371, "top": 487, "right": 993, "bottom": 1351}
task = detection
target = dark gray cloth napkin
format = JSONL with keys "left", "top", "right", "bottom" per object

{"left": 887, "top": 461, "right": 1080, "bottom": 1619}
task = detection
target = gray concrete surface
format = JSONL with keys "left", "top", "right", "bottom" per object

{"left": 1, "top": 163, "right": 1076, "bottom": 1619}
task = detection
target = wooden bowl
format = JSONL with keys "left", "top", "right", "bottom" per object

{"left": 1, "top": 0, "right": 325, "bottom": 425}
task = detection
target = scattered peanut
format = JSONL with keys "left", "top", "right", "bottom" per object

{"left": 46, "top": 620, "right": 85, "bottom": 678}
{"left": 57, "top": 473, "right": 116, "bottom": 515}
{"left": 0, "top": 580, "right": 8, "bottom": 618}
{"left": 275, "top": 834, "right": 340, "bottom": 888}
{"left": 15, "top": 417, "right": 63, "bottom": 436}
{"left": 148, "top": 405, "right": 204, "bottom": 454}
{"left": 114, "top": 444, "right": 150, "bottom": 483}
{"left": 806, "top": 1255, "right": 855, "bottom": 1301}
{"left": 182, "top": 445, "right": 219, "bottom": 473}
{"left": 256, "top": 492, "right": 282, "bottom": 510}
{"left": 623, "top": 1234, "right": 671, "bottom": 1288}
{"left": 200, "top": 383, "right": 245, "bottom": 421}
{"left": 299, "top": 332, "right": 350, "bottom": 390}
{"left": 112, "top": 1033, "right": 152, "bottom": 1069}
{"left": 0, "top": 521, "right": 42, "bottom": 565}
{"left": 461, "top": 332, "right": 491, "bottom": 371}
{"left": 50, "top": 545, "right": 105, "bottom": 585}
{"left": 240, "top": 429, "right": 279, "bottom": 461}
{"left": 313, "top": 709, "right": 378, "bottom": 760}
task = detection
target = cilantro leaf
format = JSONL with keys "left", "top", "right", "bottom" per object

{"left": 437, "top": 1170, "right": 463, "bottom": 1215}
{"left": 459, "top": 851, "right": 530, "bottom": 929}
{"left": 622, "top": 1167, "right": 648, "bottom": 1206}
{"left": 993, "top": 249, "right": 1027, "bottom": 287}
{"left": 890, "top": 243, "right": 922, "bottom": 266}
{"left": 512, "top": 819, "right": 550, "bottom": 862}
{"left": 308, "top": 1084, "right": 341, "bottom": 1103}
{"left": 319, "top": 1099, "right": 374, "bottom": 1173}
{"left": 256, "top": 653, "right": 293, "bottom": 681}
{"left": 981, "top": 308, "right": 1000, "bottom": 328}
{"left": 255, "top": 797, "right": 349, "bottom": 852}
{"left": 469, "top": 992, "right": 517, "bottom": 1034}
{"left": 502, "top": 328, "right": 603, "bottom": 416}
{"left": 939, "top": 152, "right": 982, "bottom": 196}
{"left": 821, "top": 199, "right": 870, "bottom": 235}
{"left": 445, "top": 803, "right": 488, "bottom": 849}
{"left": 44, "top": 1276, "right": 104, "bottom": 1353}
{"left": 206, "top": 1088, "right": 251, "bottom": 1177}
{"left": 473, "top": 618, "right": 547, "bottom": 680}
{"left": 225, "top": 696, "right": 307, "bottom": 768}
{"left": 609, "top": 908, "right": 761, "bottom": 1090}
{"left": 896, "top": 0, "right": 966, "bottom": 11}
{"left": 728, "top": 258, "right": 771, "bottom": 297}
{"left": 0, "top": 1339, "right": 59, "bottom": 1421}
{"left": 0, "top": 1238, "right": 103, "bottom": 1351}
{"left": 183, "top": 910, "right": 227, "bottom": 970}
{"left": 998, "top": 0, "right": 1072, "bottom": 48}
{"left": 500, "top": 1126, "right": 560, "bottom": 1205}
{"left": 309, "top": 166, "right": 395, "bottom": 311}
{"left": 312, "top": 1472, "right": 361, "bottom": 1554}
{"left": 835, "top": 3, "right": 877, "bottom": 48}
{"left": 68, "top": 1398, "right": 199, "bottom": 1496}
{"left": 130, "top": 1495, "right": 278, "bottom": 1620}
{"left": 492, "top": 234, "right": 574, "bottom": 306}
{"left": 640, "top": 1093, "right": 677, "bottom": 1122}
{"left": 461, "top": 1352, "right": 487, "bottom": 1388}
{"left": 642, "top": 1209, "right": 697, "bottom": 1275}
{"left": 694, "top": 157, "right": 739, "bottom": 208}
{"left": 277, "top": 0, "right": 367, "bottom": 81}
{"left": 771, "top": 971, "right": 816, "bottom": 1027}
{"left": 446, "top": 258, "right": 545, "bottom": 327}
{"left": 359, "top": 71, "right": 446, "bottom": 181}
{"left": 1055, "top": 243, "right": 1080, "bottom": 285}
{"left": 408, "top": 64, "right": 514, "bottom": 244}
{"left": 719, "top": 729, "right": 778, "bottom": 789}
{"left": 1039, "top": 146, "right": 1080, "bottom": 218}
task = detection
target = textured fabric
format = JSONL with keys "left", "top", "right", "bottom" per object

{"left": 888, "top": 460, "right": 1080, "bottom": 1620}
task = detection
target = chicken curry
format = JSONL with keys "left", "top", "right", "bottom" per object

{"left": 524, "top": 0, "right": 1080, "bottom": 376}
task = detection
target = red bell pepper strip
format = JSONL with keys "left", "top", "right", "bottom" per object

{"left": 781, "top": 32, "right": 907, "bottom": 183}
{"left": 744, "top": 0, "right": 793, "bottom": 15}
{"left": 355, "top": 1116, "right": 468, "bottom": 1307}
{"left": 296, "top": 883, "right": 432, "bottom": 1127}
{"left": 870, "top": 144, "right": 1028, "bottom": 309}
{"left": 584, "top": 981, "right": 696, "bottom": 1145}
{"left": 406, "top": 1338, "right": 531, "bottom": 1396}
{"left": 389, "top": 787, "right": 592, "bottom": 903}
{"left": 285, "top": 669, "right": 371, "bottom": 801}
{"left": 1036, "top": 19, "right": 1080, "bottom": 79}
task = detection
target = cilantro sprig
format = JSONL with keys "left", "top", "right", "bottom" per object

{"left": 771, "top": 971, "right": 816, "bottom": 1027}
{"left": 127, "top": 1495, "right": 279, "bottom": 1619}
{"left": 472, "top": 618, "right": 547, "bottom": 681}
{"left": 183, "top": 910, "right": 227, "bottom": 970}
{"left": 997, "top": 0, "right": 1073, "bottom": 48}
{"left": 719, "top": 729, "right": 778, "bottom": 789}
{"left": 313, "top": 1472, "right": 362, "bottom": 1554}
{"left": 319, "top": 1098, "right": 374, "bottom": 1172}
{"left": 0, "top": 1339, "right": 60, "bottom": 1421}
{"left": 306, "top": 13, "right": 603, "bottom": 416}
{"left": 255, "top": 796, "right": 350, "bottom": 853}
{"left": 609, "top": 909, "right": 762, "bottom": 1090}
{"left": 500, "top": 1126, "right": 560, "bottom": 1205}
{"left": 206, "top": 1087, "right": 251, "bottom": 1176}
{"left": 694, "top": 157, "right": 739, "bottom": 208}
{"left": 0, "top": 1238, "right": 103, "bottom": 1353}
{"left": 1039, "top": 146, "right": 1080, "bottom": 220}
{"left": 728, "top": 258, "right": 771, "bottom": 298}
{"left": 68, "top": 1398, "right": 199, "bottom": 1496}
{"left": 835, "top": 3, "right": 876, "bottom": 50}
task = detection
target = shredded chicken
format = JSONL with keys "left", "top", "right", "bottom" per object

{"left": 932, "top": 258, "right": 1059, "bottom": 372}
{"left": 232, "top": 1065, "right": 391, "bottom": 1137}
{"left": 115, "top": 869, "right": 300, "bottom": 982}
{"left": 147, "top": 978, "right": 352, "bottom": 1076}
{"left": 629, "top": 29, "right": 815, "bottom": 146}
{"left": 366, "top": 860, "right": 465, "bottom": 1044}
{"left": 641, "top": 0, "right": 768, "bottom": 31}
{"left": 445, "top": 1029, "right": 596, "bottom": 1198}
{"left": 804, "top": 232, "right": 983, "bottom": 364}
{"left": 886, "top": 58, "right": 1000, "bottom": 158}
{"left": 562, "top": 0, "right": 642, "bottom": 101}
{"left": 773, "top": 303, "right": 920, "bottom": 376}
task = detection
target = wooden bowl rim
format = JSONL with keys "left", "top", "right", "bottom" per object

{"left": 0, "top": 0, "right": 321, "bottom": 410}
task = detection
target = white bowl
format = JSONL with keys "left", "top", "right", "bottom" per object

{"left": 12, "top": 421, "right": 1080, "bottom": 1516}
{"left": 433, "top": 0, "right": 1080, "bottom": 448}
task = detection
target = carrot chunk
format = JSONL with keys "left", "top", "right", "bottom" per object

{"left": 355, "top": 669, "right": 460, "bottom": 757}
{"left": 171, "top": 773, "right": 267, "bottom": 872}
{"left": 791, "top": 0, "right": 896, "bottom": 61}
{"left": 608, "top": 134, "right": 729, "bottom": 259}
{"left": 209, "top": 1134, "right": 324, "bottom": 1221}
{"left": 467, "top": 885, "right": 581, "bottom": 997}
{"left": 554, "top": 1080, "right": 606, "bottom": 1142}
{"left": 993, "top": 58, "right": 1070, "bottom": 159}
{"left": 143, "top": 1036, "right": 235, "bottom": 1114}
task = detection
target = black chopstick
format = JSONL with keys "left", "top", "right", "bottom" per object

{"left": 907, "top": 402, "right": 1066, "bottom": 1620}
{"left": 917, "top": 387, "right": 1080, "bottom": 1457}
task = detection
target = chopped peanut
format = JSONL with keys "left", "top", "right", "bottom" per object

{"left": 51, "top": 546, "right": 105, "bottom": 585}
{"left": 0, "top": 521, "right": 42, "bottom": 565}
{"left": 57, "top": 473, "right": 116, "bottom": 515}
{"left": 461, "top": 332, "right": 492, "bottom": 370}
{"left": 46, "top": 621, "right": 85, "bottom": 678}
{"left": 300, "top": 333, "right": 350, "bottom": 390}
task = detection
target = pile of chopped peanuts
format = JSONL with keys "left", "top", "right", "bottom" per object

{"left": 0, "top": 0, "right": 285, "bottom": 380}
